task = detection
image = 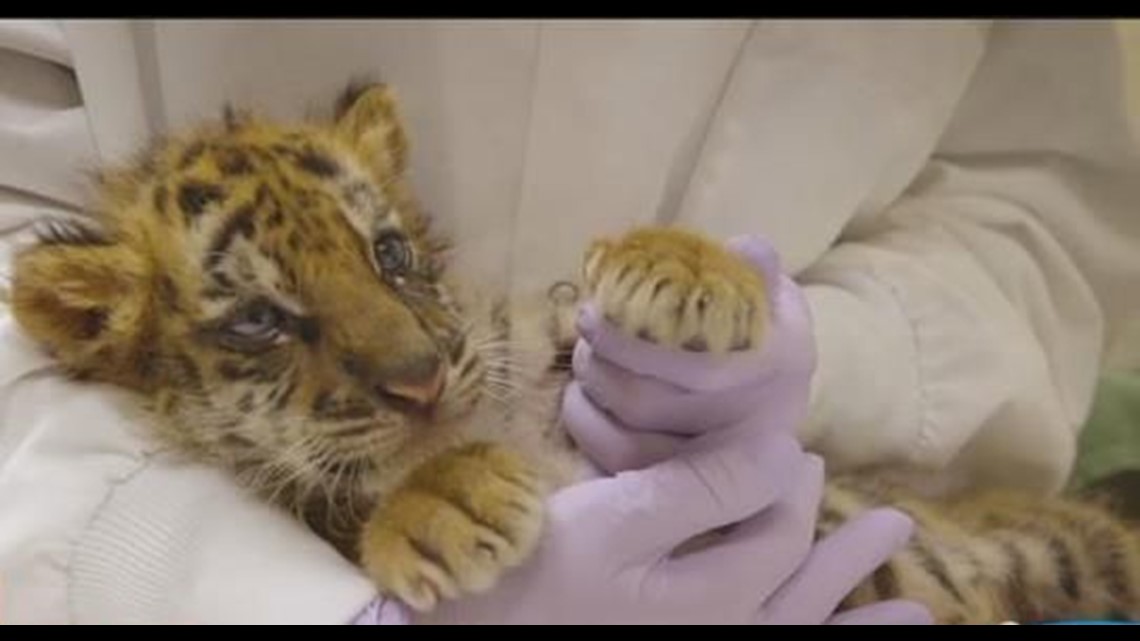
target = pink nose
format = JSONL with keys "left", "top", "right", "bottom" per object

{"left": 376, "top": 365, "right": 446, "bottom": 409}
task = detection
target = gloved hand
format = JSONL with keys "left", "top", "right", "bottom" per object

{"left": 394, "top": 423, "right": 929, "bottom": 625}
{"left": 563, "top": 234, "right": 816, "bottom": 473}
{"left": 541, "top": 234, "right": 930, "bottom": 625}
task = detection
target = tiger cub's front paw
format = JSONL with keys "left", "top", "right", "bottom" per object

{"left": 583, "top": 227, "right": 769, "bottom": 353}
{"left": 359, "top": 443, "right": 546, "bottom": 612}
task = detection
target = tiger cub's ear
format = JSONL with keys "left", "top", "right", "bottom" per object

{"left": 333, "top": 80, "right": 410, "bottom": 179}
{"left": 10, "top": 223, "right": 155, "bottom": 388}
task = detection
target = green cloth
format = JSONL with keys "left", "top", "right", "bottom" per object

{"left": 1070, "top": 371, "right": 1140, "bottom": 491}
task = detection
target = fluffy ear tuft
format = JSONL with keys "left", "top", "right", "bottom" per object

{"left": 334, "top": 81, "right": 410, "bottom": 178}
{"left": 10, "top": 238, "right": 154, "bottom": 388}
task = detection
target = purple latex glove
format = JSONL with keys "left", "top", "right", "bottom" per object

{"left": 389, "top": 423, "right": 930, "bottom": 625}
{"left": 564, "top": 235, "right": 816, "bottom": 473}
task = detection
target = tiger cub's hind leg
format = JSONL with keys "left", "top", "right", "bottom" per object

{"left": 823, "top": 481, "right": 1006, "bottom": 625}
{"left": 832, "top": 481, "right": 1140, "bottom": 624}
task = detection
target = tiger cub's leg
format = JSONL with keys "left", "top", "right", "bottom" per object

{"left": 945, "top": 491, "right": 1140, "bottom": 623}
{"left": 823, "top": 480, "right": 1006, "bottom": 625}
{"left": 832, "top": 481, "right": 1140, "bottom": 624}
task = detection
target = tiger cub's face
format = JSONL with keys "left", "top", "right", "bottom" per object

{"left": 10, "top": 83, "right": 501, "bottom": 502}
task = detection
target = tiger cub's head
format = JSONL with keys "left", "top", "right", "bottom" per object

{"left": 10, "top": 82, "right": 509, "bottom": 504}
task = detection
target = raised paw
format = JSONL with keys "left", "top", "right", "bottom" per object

{"left": 359, "top": 443, "right": 546, "bottom": 612}
{"left": 583, "top": 227, "right": 769, "bottom": 353}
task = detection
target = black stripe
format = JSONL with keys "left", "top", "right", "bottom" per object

{"left": 178, "top": 181, "right": 226, "bottom": 220}
{"left": 173, "top": 353, "right": 202, "bottom": 389}
{"left": 268, "top": 202, "right": 285, "bottom": 227}
{"left": 253, "top": 183, "right": 271, "bottom": 208}
{"left": 339, "top": 354, "right": 369, "bottom": 379}
{"left": 218, "top": 360, "right": 257, "bottom": 381}
{"left": 205, "top": 204, "right": 257, "bottom": 269}
{"left": 287, "top": 232, "right": 302, "bottom": 252}
{"left": 312, "top": 390, "right": 333, "bottom": 414}
{"left": 281, "top": 265, "right": 299, "bottom": 291}
{"left": 248, "top": 147, "right": 277, "bottom": 167}
{"left": 157, "top": 275, "right": 182, "bottom": 313}
{"left": 220, "top": 433, "right": 257, "bottom": 450}
{"left": 459, "top": 356, "right": 479, "bottom": 380}
{"left": 273, "top": 380, "right": 297, "bottom": 411}
{"left": 323, "top": 402, "right": 375, "bottom": 423}
{"left": 293, "top": 148, "right": 340, "bottom": 177}
{"left": 1090, "top": 527, "right": 1134, "bottom": 606}
{"left": 152, "top": 184, "right": 168, "bottom": 216}
{"left": 310, "top": 392, "right": 371, "bottom": 421}
{"left": 912, "top": 538, "right": 967, "bottom": 604}
{"left": 956, "top": 543, "right": 987, "bottom": 589}
{"left": 134, "top": 347, "right": 159, "bottom": 381}
{"left": 1001, "top": 539, "right": 1039, "bottom": 622}
{"left": 218, "top": 147, "right": 254, "bottom": 175}
{"left": 549, "top": 349, "right": 573, "bottom": 372}
{"left": 78, "top": 308, "right": 109, "bottom": 340}
{"left": 178, "top": 141, "right": 207, "bottom": 169}
{"left": 292, "top": 190, "right": 318, "bottom": 218}
{"left": 202, "top": 286, "right": 235, "bottom": 301}
{"left": 448, "top": 334, "right": 468, "bottom": 363}
{"left": 296, "top": 317, "right": 320, "bottom": 345}
{"left": 1052, "top": 511, "right": 1134, "bottom": 612}
{"left": 1045, "top": 535, "right": 1082, "bottom": 601}
{"left": 872, "top": 563, "right": 901, "bottom": 600}
{"left": 251, "top": 359, "right": 288, "bottom": 384}
{"left": 209, "top": 271, "right": 236, "bottom": 290}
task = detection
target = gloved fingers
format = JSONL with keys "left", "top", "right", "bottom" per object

{"left": 575, "top": 303, "right": 770, "bottom": 392}
{"left": 656, "top": 454, "right": 824, "bottom": 606}
{"left": 572, "top": 339, "right": 690, "bottom": 432}
{"left": 757, "top": 508, "right": 916, "bottom": 625}
{"left": 825, "top": 600, "right": 934, "bottom": 625}
{"left": 561, "top": 381, "right": 687, "bottom": 474}
{"left": 572, "top": 340, "right": 764, "bottom": 435}
{"left": 604, "top": 424, "right": 804, "bottom": 566}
